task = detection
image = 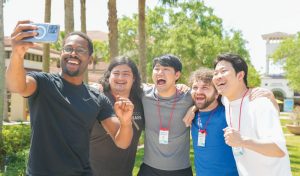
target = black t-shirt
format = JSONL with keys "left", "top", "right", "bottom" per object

{"left": 26, "top": 72, "right": 114, "bottom": 176}
{"left": 89, "top": 92, "right": 144, "bottom": 176}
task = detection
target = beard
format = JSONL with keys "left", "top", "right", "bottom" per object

{"left": 62, "top": 66, "right": 80, "bottom": 77}
{"left": 195, "top": 92, "right": 217, "bottom": 110}
{"left": 61, "top": 56, "right": 82, "bottom": 77}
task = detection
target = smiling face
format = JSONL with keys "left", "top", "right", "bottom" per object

{"left": 212, "top": 60, "right": 245, "bottom": 100}
{"left": 61, "top": 35, "right": 91, "bottom": 79}
{"left": 191, "top": 80, "right": 219, "bottom": 111}
{"left": 152, "top": 63, "right": 180, "bottom": 97}
{"left": 108, "top": 64, "right": 134, "bottom": 97}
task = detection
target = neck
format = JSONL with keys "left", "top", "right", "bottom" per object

{"left": 199, "top": 100, "right": 219, "bottom": 112}
{"left": 111, "top": 90, "right": 130, "bottom": 98}
{"left": 61, "top": 73, "right": 83, "bottom": 85}
{"left": 157, "top": 86, "right": 177, "bottom": 97}
{"left": 227, "top": 84, "right": 248, "bottom": 101}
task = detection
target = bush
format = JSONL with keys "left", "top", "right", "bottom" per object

{"left": 2, "top": 124, "right": 31, "bottom": 175}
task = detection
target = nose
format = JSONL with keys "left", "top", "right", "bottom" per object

{"left": 213, "top": 72, "right": 222, "bottom": 80}
{"left": 195, "top": 87, "right": 204, "bottom": 94}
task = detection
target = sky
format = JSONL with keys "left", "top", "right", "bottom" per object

{"left": 3, "top": 0, "right": 300, "bottom": 73}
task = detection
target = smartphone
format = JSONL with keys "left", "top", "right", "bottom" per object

{"left": 22, "top": 23, "right": 60, "bottom": 43}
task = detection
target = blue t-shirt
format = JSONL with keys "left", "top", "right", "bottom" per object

{"left": 191, "top": 104, "right": 238, "bottom": 176}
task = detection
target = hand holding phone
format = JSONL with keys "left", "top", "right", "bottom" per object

{"left": 22, "top": 23, "right": 60, "bottom": 43}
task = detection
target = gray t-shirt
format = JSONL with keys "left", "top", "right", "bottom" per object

{"left": 142, "top": 86, "right": 193, "bottom": 170}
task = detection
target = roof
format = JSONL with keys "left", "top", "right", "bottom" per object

{"left": 262, "top": 32, "right": 295, "bottom": 40}
{"left": 87, "top": 31, "right": 108, "bottom": 42}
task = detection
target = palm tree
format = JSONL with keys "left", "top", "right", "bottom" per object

{"left": 107, "top": 0, "right": 118, "bottom": 60}
{"left": 64, "top": 0, "right": 74, "bottom": 35}
{"left": 80, "top": 0, "right": 89, "bottom": 83}
{"left": 43, "top": 0, "right": 51, "bottom": 73}
{"left": 0, "top": 0, "right": 6, "bottom": 169}
{"left": 138, "top": 0, "right": 147, "bottom": 82}
{"left": 80, "top": 0, "right": 86, "bottom": 34}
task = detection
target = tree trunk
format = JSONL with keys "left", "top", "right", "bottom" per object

{"left": 0, "top": 0, "right": 5, "bottom": 170}
{"left": 80, "top": 0, "right": 89, "bottom": 83}
{"left": 64, "top": 0, "right": 74, "bottom": 35}
{"left": 107, "top": 0, "right": 118, "bottom": 60}
{"left": 138, "top": 0, "right": 147, "bottom": 82}
{"left": 43, "top": 0, "right": 51, "bottom": 73}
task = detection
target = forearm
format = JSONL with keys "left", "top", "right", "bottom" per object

{"left": 114, "top": 123, "right": 133, "bottom": 149}
{"left": 6, "top": 52, "right": 27, "bottom": 93}
{"left": 241, "top": 137, "right": 285, "bottom": 157}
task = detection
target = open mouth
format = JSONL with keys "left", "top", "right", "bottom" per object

{"left": 156, "top": 78, "right": 166, "bottom": 85}
{"left": 195, "top": 95, "right": 206, "bottom": 102}
{"left": 66, "top": 57, "right": 81, "bottom": 65}
{"left": 114, "top": 81, "right": 127, "bottom": 90}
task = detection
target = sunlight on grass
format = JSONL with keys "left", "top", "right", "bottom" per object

{"left": 133, "top": 119, "right": 300, "bottom": 176}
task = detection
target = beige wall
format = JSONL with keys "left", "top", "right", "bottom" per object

{"left": 10, "top": 93, "right": 27, "bottom": 121}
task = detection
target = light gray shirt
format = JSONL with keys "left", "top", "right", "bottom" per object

{"left": 142, "top": 85, "right": 193, "bottom": 170}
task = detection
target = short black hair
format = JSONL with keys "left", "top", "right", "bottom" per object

{"left": 100, "top": 56, "right": 143, "bottom": 102}
{"left": 214, "top": 53, "right": 248, "bottom": 86}
{"left": 152, "top": 54, "right": 182, "bottom": 73}
{"left": 63, "top": 31, "right": 94, "bottom": 56}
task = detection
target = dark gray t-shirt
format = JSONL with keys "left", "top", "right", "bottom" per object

{"left": 89, "top": 92, "right": 144, "bottom": 176}
{"left": 26, "top": 72, "right": 114, "bottom": 176}
{"left": 142, "top": 86, "right": 193, "bottom": 170}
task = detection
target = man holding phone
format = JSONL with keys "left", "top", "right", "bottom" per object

{"left": 6, "top": 20, "right": 134, "bottom": 176}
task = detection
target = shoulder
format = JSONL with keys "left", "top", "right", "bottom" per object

{"left": 249, "top": 97, "right": 278, "bottom": 117}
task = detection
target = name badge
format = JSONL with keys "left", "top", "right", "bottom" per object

{"left": 232, "top": 147, "right": 244, "bottom": 156}
{"left": 159, "top": 128, "right": 169, "bottom": 144}
{"left": 197, "top": 130, "right": 206, "bottom": 147}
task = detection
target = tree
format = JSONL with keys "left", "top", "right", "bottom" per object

{"left": 92, "top": 40, "right": 109, "bottom": 72}
{"left": 107, "top": 0, "right": 118, "bottom": 60}
{"left": 42, "top": 0, "right": 51, "bottom": 73}
{"left": 0, "top": 0, "right": 5, "bottom": 169}
{"left": 138, "top": 0, "right": 147, "bottom": 82}
{"left": 64, "top": 0, "right": 74, "bottom": 35}
{"left": 118, "top": 0, "right": 261, "bottom": 85}
{"left": 80, "top": 0, "right": 89, "bottom": 83}
{"left": 272, "top": 33, "right": 300, "bottom": 91}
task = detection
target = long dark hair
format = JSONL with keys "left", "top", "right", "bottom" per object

{"left": 100, "top": 56, "right": 143, "bottom": 102}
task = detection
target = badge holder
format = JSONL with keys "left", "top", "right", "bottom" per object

{"left": 159, "top": 128, "right": 169, "bottom": 144}
{"left": 197, "top": 130, "right": 206, "bottom": 147}
{"left": 232, "top": 147, "right": 244, "bottom": 156}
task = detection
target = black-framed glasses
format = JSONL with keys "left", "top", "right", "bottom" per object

{"left": 62, "top": 46, "right": 88, "bottom": 55}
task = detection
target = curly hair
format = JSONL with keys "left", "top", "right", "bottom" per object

{"left": 100, "top": 56, "right": 143, "bottom": 102}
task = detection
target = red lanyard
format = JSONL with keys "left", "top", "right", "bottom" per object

{"left": 229, "top": 89, "right": 249, "bottom": 131}
{"left": 197, "top": 108, "right": 217, "bottom": 134}
{"left": 156, "top": 89, "right": 178, "bottom": 130}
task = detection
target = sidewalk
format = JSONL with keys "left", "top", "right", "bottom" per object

{"left": 3, "top": 121, "right": 30, "bottom": 126}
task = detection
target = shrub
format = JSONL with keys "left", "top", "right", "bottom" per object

{"left": 2, "top": 124, "right": 31, "bottom": 175}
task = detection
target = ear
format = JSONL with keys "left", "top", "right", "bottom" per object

{"left": 237, "top": 71, "right": 245, "bottom": 82}
{"left": 88, "top": 56, "right": 93, "bottom": 65}
{"left": 175, "top": 71, "right": 181, "bottom": 81}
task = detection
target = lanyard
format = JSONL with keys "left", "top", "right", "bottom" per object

{"left": 229, "top": 89, "right": 249, "bottom": 131}
{"left": 156, "top": 89, "right": 178, "bottom": 130}
{"left": 197, "top": 107, "right": 217, "bottom": 134}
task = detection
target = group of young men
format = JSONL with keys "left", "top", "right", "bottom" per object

{"left": 6, "top": 20, "right": 292, "bottom": 176}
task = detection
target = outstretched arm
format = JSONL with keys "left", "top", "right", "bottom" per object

{"left": 6, "top": 20, "right": 38, "bottom": 97}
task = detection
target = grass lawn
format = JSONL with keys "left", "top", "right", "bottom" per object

{"left": 133, "top": 119, "right": 300, "bottom": 175}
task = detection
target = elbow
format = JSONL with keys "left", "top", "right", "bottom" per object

{"left": 276, "top": 150, "right": 286, "bottom": 158}
{"left": 116, "top": 141, "right": 131, "bottom": 149}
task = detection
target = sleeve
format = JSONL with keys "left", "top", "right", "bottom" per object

{"left": 96, "top": 94, "right": 115, "bottom": 121}
{"left": 26, "top": 71, "right": 43, "bottom": 98}
{"left": 253, "top": 97, "right": 288, "bottom": 153}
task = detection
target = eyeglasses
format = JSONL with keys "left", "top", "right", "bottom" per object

{"left": 62, "top": 46, "right": 88, "bottom": 55}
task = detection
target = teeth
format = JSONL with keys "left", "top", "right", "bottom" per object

{"left": 68, "top": 60, "right": 79, "bottom": 64}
